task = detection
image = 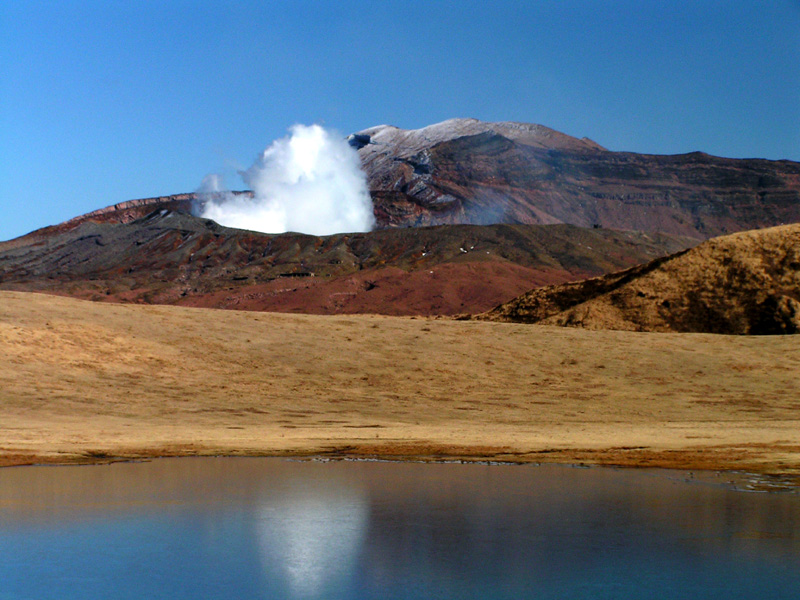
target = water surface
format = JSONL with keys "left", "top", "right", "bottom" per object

{"left": 1, "top": 458, "right": 798, "bottom": 599}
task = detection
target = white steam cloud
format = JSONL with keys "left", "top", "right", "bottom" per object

{"left": 198, "top": 124, "right": 375, "bottom": 236}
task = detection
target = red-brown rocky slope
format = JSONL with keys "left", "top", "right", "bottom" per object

{"left": 0, "top": 210, "right": 694, "bottom": 316}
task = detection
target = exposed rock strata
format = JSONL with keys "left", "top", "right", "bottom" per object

{"left": 356, "top": 118, "right": 800, "bottom": 238}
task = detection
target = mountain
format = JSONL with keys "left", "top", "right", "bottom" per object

{"left": 3, "top": 117, "right": 798, "bottom": 318}
{"left": 0, "top": 210, "right": 693, "bottom": 316}
{"left": 8, "top": 118, "right": 797, "bottom": 246}
{"left": 482, "top": 223, "right": 800, "bottom": 334}
{"left": 356, "top": 118, "right": 800, "bottom": 238}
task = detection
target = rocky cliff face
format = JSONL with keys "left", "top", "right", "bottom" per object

{"left": 354, "top": 118, "right": 800, "bottom": 238}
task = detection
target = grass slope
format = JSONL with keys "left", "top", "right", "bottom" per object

{"left": 485, "top": 224, "right": 800, "bottom": 334}
{"left": 1, "top": 291, "right": 798, "bottom": 478}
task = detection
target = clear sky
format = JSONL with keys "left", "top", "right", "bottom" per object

{"left": 1, "top": 0, "right": 798, "bottom": 241}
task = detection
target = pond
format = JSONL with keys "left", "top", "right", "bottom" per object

{"left": 1, "top": 458, "right": 798, "bottom": 599}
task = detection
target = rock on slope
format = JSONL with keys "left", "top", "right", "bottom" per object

{"left": 483, "top": 224, "right": 800, "bottom": 334}
{"left": 356, "top": 118, "right": 800, "bottom": 238}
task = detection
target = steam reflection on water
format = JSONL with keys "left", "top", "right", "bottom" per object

{"left": 0, "top": 458, "right": 799, "bottom": 600}
{"left": 255, "top": 480, "right": 369, "bottom": 597}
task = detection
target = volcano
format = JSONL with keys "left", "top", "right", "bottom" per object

{"left": 1, "top": 118, "right": 798, "bottom": 317}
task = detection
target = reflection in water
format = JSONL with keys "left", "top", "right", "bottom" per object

{"left": 0, "top": 458, "right": 799, "bottom": 600}
{"left": 255, "top": 485, "right": 368, "bottom": 598}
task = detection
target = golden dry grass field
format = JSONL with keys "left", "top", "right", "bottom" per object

{"left": 1, "top": 291, "right": 799, "bottom": 478}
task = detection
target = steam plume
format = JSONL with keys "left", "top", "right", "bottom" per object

{"left": 199, "top": 125, "right": 375, "bottom": 236}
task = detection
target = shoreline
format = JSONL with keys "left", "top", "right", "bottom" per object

{"left": 4, "top": 447, "right": 798, "bottom": 494}
{"left": 5, "top": 426, "right": 800, "bottom": 482}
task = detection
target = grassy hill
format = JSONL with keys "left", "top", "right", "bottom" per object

{"left": 1, "top": 291, "right": 798, "bottom": 480}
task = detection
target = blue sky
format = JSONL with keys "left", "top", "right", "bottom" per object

{"left": 1, "top": 0, "right": 798, "bottom": 241}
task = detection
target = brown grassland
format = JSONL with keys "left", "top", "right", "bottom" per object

{"left": 1, "top": 291, "right": 798, "bottom": 480}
